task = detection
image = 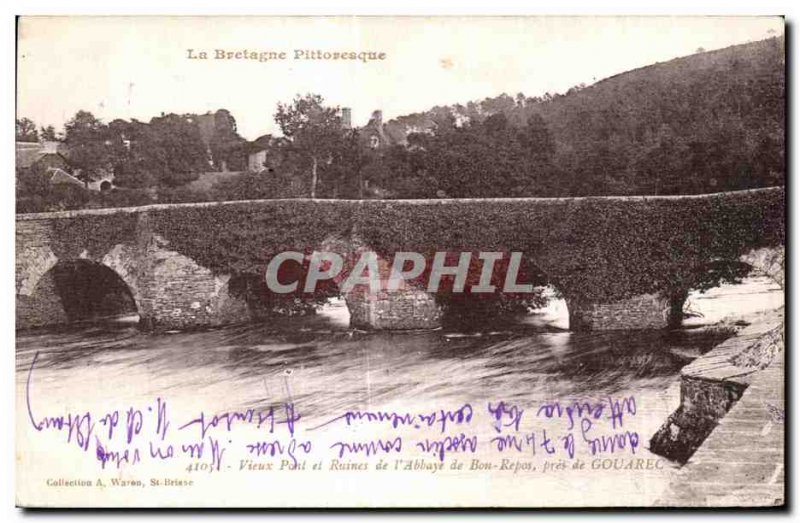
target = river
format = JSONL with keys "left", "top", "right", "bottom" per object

{"left": 15, "top": 276, "right": 783, "bottom": 507}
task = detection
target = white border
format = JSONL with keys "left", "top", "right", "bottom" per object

{"left": 3, "top": 1, "right": 797, "bottom": 521}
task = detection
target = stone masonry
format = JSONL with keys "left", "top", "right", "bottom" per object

{"left": 320, "top": 235, "right": 443, "bottom": 330}
{"left": 346, "top": 288, "right": 442, "bottom": 331}
{"left": 655, "top": 315, "right": 784, "bottom": 506}
{"left": 16, "top": 198, "right": 779, "bottom": 332}
{"left": 567, "top": 292, "right": 682, "bottom": 331}
{"left": 16, "top": 213, "right": 444, "bottom": 331}
{"left": 650, "top": 315, "right": 782, "bottom": 465}
{"left": 16, "top": 214, "right": 248, "bottom": 330}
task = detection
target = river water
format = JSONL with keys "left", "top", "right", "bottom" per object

{"left": 15, "top": 276, "right": 783, "bottom": 507}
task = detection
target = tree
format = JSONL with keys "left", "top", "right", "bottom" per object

{"left": 323, "top": 129, "right": 377, "bottom": 198}
{"left": 100, "top": 115, "right": 208, "bottom": 189}
{"left": 105, "top": 119, "right": 156, "bottom": 188}
{"left": 16, "top": 164, "right": 50, "bottom": 203}
{"left": 211, "top": 170, "right": 305, "bottom": 201}
{"left": 63, "top": 111, "right": 116, "bottom": 184}
{"left": 274, "top": 94, "right": 345, "bottom": 198}
{"left": 145, "top": 114, "right": 208, "bottom": 187}
{"left": 375, "top": 111, "right": 558, "bottom": 198}
{"left": 371, "top": 36, "right": 784, "bottom": 197}
{"left": 16, "top": 118, "right": 39, "bottom": 142}
{"left": 40, "top": 125, "right": 58, "bottom": 141}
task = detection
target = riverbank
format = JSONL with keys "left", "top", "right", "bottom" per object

{"left": 653, "top": 306, "right": 784, "bottom": 506}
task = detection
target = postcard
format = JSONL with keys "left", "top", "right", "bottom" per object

{"left": 15, "top": 15, "right": 785, "bottom": 508}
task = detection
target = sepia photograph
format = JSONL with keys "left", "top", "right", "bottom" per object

{"left": 13, "top": 15, "right": 785, "bottom": 508}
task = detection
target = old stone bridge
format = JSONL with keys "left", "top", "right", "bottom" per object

{"left": 16, "top": 187, "right": 784, "bottom": 332}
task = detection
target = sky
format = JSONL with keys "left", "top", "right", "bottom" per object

{"left": 16, "top": 16, "right": 783, "bottom": 141}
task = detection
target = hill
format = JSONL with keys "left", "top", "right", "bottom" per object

{"left": 384, "top": 36, "right": 785, "bottom": 196}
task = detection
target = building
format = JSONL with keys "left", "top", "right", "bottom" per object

{"left": 16, "top": 141, "right": 71, "bottom": 173}
{"left": 48, "top": 168, "right": 85, "bottom": 189}
{"left": 246, "top": 135, "right": 286, "bottom": 173}
{"left": 192, "top": 113, "right": 217, "bottom": 169}
{"left": 16, "top": 141, "right": 113, "bottom": 191}
{"left": 361, "top": 110, "right": 390, "bottom": 149}
{"left": 341, "top": 107, "right": 352, "bottom": 129}
{"left": 86, "top": 173, "right": 115, "bottom": 191}
{"left": 248, "top": 149, "right": 269, "bottom": 173}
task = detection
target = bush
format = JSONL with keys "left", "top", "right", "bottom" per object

{"left": 211, "top": 170, "right": 306, "bottom": 201}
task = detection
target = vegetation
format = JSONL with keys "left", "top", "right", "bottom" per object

{"left": 15, "top": 117, "right": 39, "bottom": 143}
{"left": 16, "top": 35, "right": 786, "bottom": 324}
{"left": 376, "top": 36, "right": 784, "bottom": 198}
{"left": 160, "top": 188, "right": 782, "bottom": 300}
{"left": 274, "top": 94, "right": 347, "bottom": 198}
{"left": 17, "top": 36, "right": 785, "bottom": 214}
{"left": 37, "top": 184, "right": 781, "bottom": 323}
{"left": 16, "top": 109, "right": 250, "bottom": 211}
{"left": 41, "top": 187, "right": 782, "bottom": 318}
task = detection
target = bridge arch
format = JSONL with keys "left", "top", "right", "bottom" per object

{"left": 306, "top": 240, "right": 570, "bottom": 331}
{"left": 436, "top": 253, "right": 569, "bottom": 330}
{"left": 315, "top": 234, "right": 443, "bottom": 330}
{"left": 19, "top": 258, "right": 140, "bottom": 328}
{"left": 672, "top": 246, "right": 785, "bottom": 327}
{"left": 740, "top": 246, "right": 784, "bottom": 289}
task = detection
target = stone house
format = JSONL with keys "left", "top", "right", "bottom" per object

{"left": 16, "top": 141, "right": 114, "bottom": 191}
{"left": 16, "top": 141, "right": 71, "bottom": 173}
{"left": 246, "top": 135, "right": 287, "bottom": 173}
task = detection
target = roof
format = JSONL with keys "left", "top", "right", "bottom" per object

{"left": 48, "top": 168, "right": 84, "bottom": 188}
{"left": 249, "top": 134, "right": 284, "bottom": 154}
{"left": 16, "top": 141, "right": 69, "bottom": 169}
{"left": 15, "top": 142, "right": 43, "bottom": 168}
